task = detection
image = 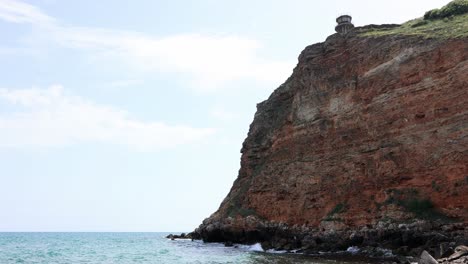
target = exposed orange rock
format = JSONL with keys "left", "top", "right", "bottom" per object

{"left": 194, "top": 11, "right": 468, "bottom": 257}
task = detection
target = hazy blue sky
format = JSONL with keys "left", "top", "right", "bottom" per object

{"left": 0, "top": 0, "right": 451, "bottom": 232}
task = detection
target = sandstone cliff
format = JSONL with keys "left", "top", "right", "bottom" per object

{"left": 195, "top": 1, "right": 468, "bottom": 258}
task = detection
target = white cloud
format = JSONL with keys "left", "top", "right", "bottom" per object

{"left": 107, "top": 79, "right": 143, "bottom": 88}
{"left": 0, "top": 0, "right": 54, "bottom": 24}
{"left": 0, "top": 0, "right": 294, "bottom": 89}
{"left": 210, "top": 106, "right": 238, "bottom": 121}
{"left": 48, "top": 27, "right": 294, "bottom": 89}
{"left": 0, "top": 85, "right": 215, "bottom": 149}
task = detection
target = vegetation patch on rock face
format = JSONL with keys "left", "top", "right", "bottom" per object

{"left": 329, "top": 203, "right": 346, "bottom": 215}
{"left": 359, "top": 0, "right": 468, "bottom": 39}
{"left": 383, "top": 188, "right": 454, "bottom": 222}
{"left": 227, "top": 206, "right": 258, "bottom": 218}
{"left": 424, "top": 0, "right": 468, "bottom": 20}
{"left": 225, "top": 183, "right": 261, "bottom": 218}
{"left": 324, "top": 203, "right": 347, "bottom": 221}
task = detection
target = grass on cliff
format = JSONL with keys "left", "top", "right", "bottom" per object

{"left": 324, "top": 203, "right": 347, "bottom": 221}
{"left": 360, "top": 0, "right": 468, "bottom": 39}
{"left": 382, "top": 188, "right": 455, "bottom": 222}
{"left": 227, "top": 206, "right": 258, "bottom": 218}
{"left": 424, "top": 0, "right": 468, "bottom": 19}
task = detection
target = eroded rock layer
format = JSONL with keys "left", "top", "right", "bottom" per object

{"left": 194, "top": 19, "right": 468, "bottom": 257}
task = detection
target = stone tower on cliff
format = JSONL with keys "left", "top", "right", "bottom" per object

{"left": 335, "top": 15, "right": 354, "bottom": 34}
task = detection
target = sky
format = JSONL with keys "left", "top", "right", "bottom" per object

{"left": 0, "top": 0, "right": 452, "bottom": 232}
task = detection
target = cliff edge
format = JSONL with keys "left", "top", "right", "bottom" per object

{"left": 194, "top": 1, "right": 468, "bottom": 258}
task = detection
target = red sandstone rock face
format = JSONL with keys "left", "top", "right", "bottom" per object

{"left": 201, "top": 31, "right": 468, "bottom": 234}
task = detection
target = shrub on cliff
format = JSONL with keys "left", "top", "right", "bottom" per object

{"left": 424, "top": 0, "right": 468, "bottom": 20}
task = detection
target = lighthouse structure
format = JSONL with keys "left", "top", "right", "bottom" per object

{"left": 335, "top": 15, "right": 354, "bottom": 34}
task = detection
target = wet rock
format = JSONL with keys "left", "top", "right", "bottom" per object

{"left": 437, "top": 245, "right": 468, "bottom": 264}
{"left": 224, "top": 241, "right": 234, "bottom": 247}
{"left": 260, "top": 241, "right": 272, "bottom": 250}
{"left": 448, "top": 246, "right": 468, "bottom": 261}
{"left": 166, "top": 233, "right": 191, "bottom": 240}
{"left": 438, "top": 242, "right": 454, "bottom": 259}
{"left": 188, "top": 231, "right": 201, "bottom": 240}
{"left": 300, "top": 235, "right": 317, "bottom": 250}
{"left": 395, "top": 255, "right": 412, "bottom": 264}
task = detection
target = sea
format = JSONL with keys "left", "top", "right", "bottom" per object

{"left": 0, "top": 232, "right": 380, "bottom": 264}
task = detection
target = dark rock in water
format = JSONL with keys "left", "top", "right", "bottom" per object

{"left": 395, "top": 255, "right": 412, "bottom": 264}
{"left": 188, "top": 231, "right": 201, "bottom": 240}
{"left": 166, "top": 233, "right": 191, "bottom": 240}
{"left": 224, "top": 241, "right": 234, "bottom": 247}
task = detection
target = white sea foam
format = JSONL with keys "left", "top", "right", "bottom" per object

{"left": 265, "top": 249, "right": 287, "bottom": 254}
{"left": 377, "top": 248, "right": 394, "bottom": 257}
{"left": 248, "top": 243, "right": 264, "bottom": 252}
{"left": 347, "top": 246, "right": 360, "bottom": 254}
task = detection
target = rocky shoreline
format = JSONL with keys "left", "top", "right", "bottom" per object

{"left": 189, "top": 218, "right": 467, "bottom": 260}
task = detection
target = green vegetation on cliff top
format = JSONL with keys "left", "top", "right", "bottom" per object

{"left": 424, "top": 0, "right": 468, "bottom": 19}
{"left": 360, "top": 0, "right": 468, "bottom": 39}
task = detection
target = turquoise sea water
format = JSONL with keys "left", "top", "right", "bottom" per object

{"left": 0, "top": 233, "right": 375, "bottom": 264}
